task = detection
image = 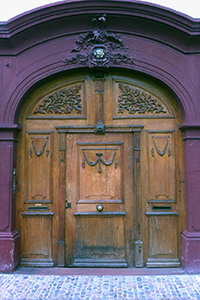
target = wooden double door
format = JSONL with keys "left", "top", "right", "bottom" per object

{"left": 16, "top": 72, "right": 185, "bottom": 268}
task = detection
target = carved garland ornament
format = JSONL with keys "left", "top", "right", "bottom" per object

{"left": 151, "top": 138, "right": 171, "bottom": 157}
{"left": 118, "top": 83, "right": 167, "bottom": 115}
{"left": 64, "top": 15, "right": 134, "bottom": 68}
{"left": 33, "top": 85, "right": 82, "bottom": 115}
{"left": 82, "top": 152, "right": 117, "bottom": 173}
{"left": 30, "top": 137, "right": 49, "bottom": 158}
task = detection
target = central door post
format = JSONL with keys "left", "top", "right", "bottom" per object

{"left": 57, "top": 130, "right": 66, "bottom": 266}
{"left": 94, "top": 73, "right": 105, "bottom": 134}
{"left": 134, "top": 130, "right": 143, "bottom": 267}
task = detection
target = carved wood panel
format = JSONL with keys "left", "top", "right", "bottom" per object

{"left": 78, "top": 142, "right": 123, "bottom": 203}
{"left": 21, "top": 212, "right": 54, "bottom": 267}
{"left": 29, "top": 81, "right": 86, "bottom": 119}
{"left": 146, "top": 213, "right": 180, "bottom": 267}
{"left": 64, "top": 131, "right": 139, "bottom": 267}
{"left": 147, "top": 131, "right": 175, "bottom": 201}
{"left": 113, "top": 80, "right": 171, "bottom": 119}
{"left": 74, "top": 214, "right": 127, "bottom": 267}
{"left": 25, "top": 131, "right": 53, "bottom": 203}
{"left": 144, "top": 129, "right": 182, "bottom": 267}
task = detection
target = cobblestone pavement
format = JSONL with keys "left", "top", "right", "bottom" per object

{"left": 0, "top": 273, "right": 200, "bottom": 300}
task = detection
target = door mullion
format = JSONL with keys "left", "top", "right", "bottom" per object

{"left": 134, "top": 131, "right": 143, "bottom": 267}
{"left": 57, "top": 131, "right": 66, "bottom": 266}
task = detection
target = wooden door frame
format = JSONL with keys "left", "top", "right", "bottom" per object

{"left": 14, "top": 71, "right": 185, "bottom": 269}
{"left": 56, "top": 125, "right": 143, "bottom": 267}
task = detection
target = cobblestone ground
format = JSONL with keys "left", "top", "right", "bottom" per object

{"left": 0, "top": 274, "right": 200, "bottom": 299}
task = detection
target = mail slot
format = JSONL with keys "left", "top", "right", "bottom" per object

{"left": 152, "top": 205, "right": 172, "bottom": 211}
{"left": 27, "top": 206, "right": 49, "bottom": 211}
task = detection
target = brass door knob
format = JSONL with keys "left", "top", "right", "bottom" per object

{"left": 96, "top": 204, "right": 103, "bottom": 212}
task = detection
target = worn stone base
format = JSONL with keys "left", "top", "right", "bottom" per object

{"left": 181, "top": 230, "right": 200, "bottom": 273}
{"left": 0, "top": 231, "right": 20, "bottom": 272}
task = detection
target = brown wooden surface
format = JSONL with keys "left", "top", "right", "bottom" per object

{"left": 16, "top": 72, "right": 185, "bottom": 267}
{"left": 66, "top": 132, "right": 133, "bottom": 267}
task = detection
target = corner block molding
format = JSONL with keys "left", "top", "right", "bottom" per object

{"left": 64, "top": 15, "right": 134, "bottom": 69}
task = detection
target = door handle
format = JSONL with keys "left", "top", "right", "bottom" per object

{"left": 96, "top": 204, "right": 103, "bottom": 212}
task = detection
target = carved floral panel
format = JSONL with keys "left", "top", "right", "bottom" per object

{"left": 114, "top": 82, "right": 170, "bottom": 118}
{"left": 30, "top": 82, "right": 86, "bottom": 119}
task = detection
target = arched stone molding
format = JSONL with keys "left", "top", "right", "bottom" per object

{"left": 1, "top": 58, "right": 197, "bottom": 125}
{"left": 0, "top": 2, "right": 199, "bottom": 124}
{"left": 1, "top": 1, "right": 200, "bottom": 47}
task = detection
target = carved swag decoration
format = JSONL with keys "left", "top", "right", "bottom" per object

{"left": 64, "top": 15, "right": 134, "bottom": 68}
{"left": 30, "top": 137, "right": 49, "bottom": 158}
{"left": 118, "top": 83, "right": 167, "bottom": 115}
{"left": 151, "top": 137, "right": 171, "bottom": 157}
{"left": 82, "top": 152, "right": 118, "bottom": 173}
{"left": 33, "top": 85, "right": 82, "bottom": 115}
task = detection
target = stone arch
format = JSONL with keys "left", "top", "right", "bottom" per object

{"left": 2, "top": 62, "right": 194, "bottom": 125}
{"left": 0, "top": 1, "right": 198, "bottom": 125}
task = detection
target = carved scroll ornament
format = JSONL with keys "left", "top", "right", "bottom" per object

{"left": 33, "top": 85, "right": 82, "bottom": 115}
{"left": 118, "top": 84, "right": 167, "bottom": 115}
{"left": 82, "top": 152, "right": 117, "bottom": 173}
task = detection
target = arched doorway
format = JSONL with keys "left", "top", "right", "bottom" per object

{"left": 16, "top": 70, "right": 185, "bottom": 267}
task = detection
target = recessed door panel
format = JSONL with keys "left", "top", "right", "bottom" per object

{"left": 21, "top": 213, "right": 54, "bottom": 267}
{"left": 148, "top": 131, "right": 175, "bottom": 201}
{"left": 78, "top": 142, "right": 123, "bottom": 202}
{"left": 74, "top": 215, "right": 126, "bottom": 267}
{"left": 26, "top": 131, "right": 53, "bottom": 203}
